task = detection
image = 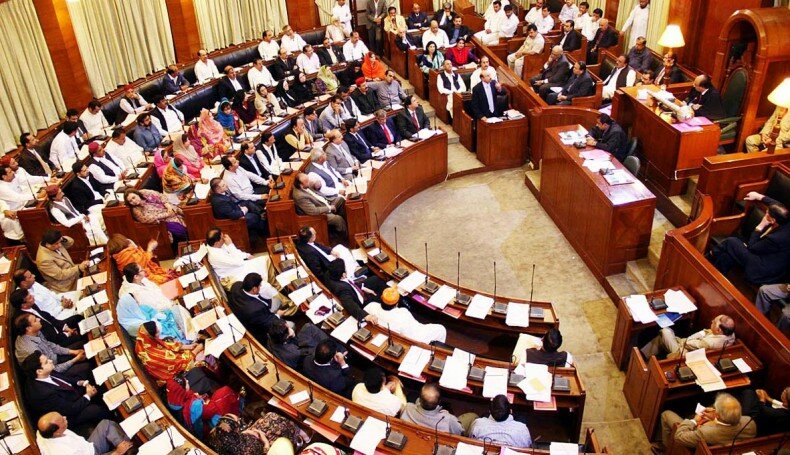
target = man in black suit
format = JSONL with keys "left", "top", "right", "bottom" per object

{"left": 325, "top": 259, "right": 387, "bottom": 322}
{"left": 270, "top": 48, "right": 299, "bottom": 81}
{"left": 10, "top": 289, "right": 82, "bottom": 348}
{"left": 18, "top": 133, "right": 54, "bottom": 177}
{"left": 218, "top": 66, "right": 247, "bottom": 101}
{"left": 229, "top": 272, "right": 289, "bottom": 342}
{"left": 351, "top": 78, "right": 381, "bottom": 115}
{"left": 238, "top": 141, "right": 270, "bottom": 183}
{"left": 586, "top": 18, "right": 619, "bottom": 64}
{"left": 711, "top": 192, "right": 790, "bottom": 285}
{"left": 344, "top": 119, "right": 379, "bottom": 163}
{"left": 547, "top": 61, "right": 594, "bottom": 105}
{"left": 303, "top": 339, "right": 353, "bottom": 396}
{"left": 470, "top": 71, "right": 507, "bottom": 120}
{"left": 654, "top": 52, "right": 685, "bottom": 86}
{"left": 443, "top": 16, "right": 471, "bottom": 45}
{"left": 559, "top": 20, "right": 582, "bottom": 52}
{"left": 161, "top": 64, "right": 189, "bottom": 95}
{"left": 432, "top": 2, "right": 457, "bottom": 28}
{"left": 209, "top": 178, "right": 267, "bottom": 238}
{"left": 22, "top": 351, "right": 112, "bottom": 426}
{"left": 406, "top": 2, "right": 429, "bottom": 29}
{"left": 586, "top": 113, "right": 628, "bottom": 162}
{"left": 395, "top": 95, "right": 431, "bottom": 138}
{"left": 64, "top": 109, "right": 89, "bottom": 146}
{"left": 296, "top": 226, "right": 367, "bottom": 281}
{"left": 268, "top": 319, "right": 328, "bottom": 370}
{"left": 364, "top": 109, "right": 400, "bottom": 149}
{"left": 66, "top": 162, "right": 105, "bottom": 215}
{"left": 531, "top": 46, "right": 572, "bottom": 100}
{"left": 317, "top": 37, "right": 346, "bottom": 67}
{"left": 685, "top": 75, "right": 726, "bottom": 120}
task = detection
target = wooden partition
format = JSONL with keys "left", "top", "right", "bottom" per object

{"left": 527, "top": 106, "right": 600, "bottom": 168}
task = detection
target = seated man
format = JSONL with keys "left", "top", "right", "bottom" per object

{"left": 295, "top": 226, "right": 364, "bottom": 281}
{"left": 306, "top": 148, "right": 350, "bottom": 198}
{"left": 685, "top": 75, "right": 726, "bottom": 120}
{"left": 709, "top": 192, "right": 790, "bottom": 285}
{"left": 319, "top": 96, "right": 347, "bottom": 132}
{"left": 67, "top": 162, "right": 106, "bottom": 215}
{"left": 194, "top": 49, "right": 220, "bottom": 82}
{"left": 507, "top": 25, "right": 544, "bottom": 77}
{"left": 37, "top": 412, "right": 133, "bottom": 455}
{"left": 422, "top": 20, "right": 449, "bottom": 49}
{"left": 470, "top": 71, "right": 507, "bottom": 120}
{"left": 558, "top": 20, "right": 582, "bottom": 51}
{"left": 627, "top": 36, "right": 652, "bottom": 73}
{"left": 444, "top": 16, "right": 471, "bottom": 46}
{"left": 205, "top": 227, "right": 271, "bottom": 286}
{"left": 586, "top": 18, "right": 618, "bottom": 64}
{"left": 470, "top": 394, "right": 532, "bottom": 448}
{"left": 133, "top": 113, "right": 163, "bottom": 153}
{"left": 296, "top": 44, "right": 321, "bottom": 75}
{"left": 238, "top": 141, "right": 270, "bottom": 183}
{"left": 87, "top": 141, "right": 128, "bottom": 194}
{"left": 268, "top": 319, "right": 328, "bottom": 370}
{"left": 351, "top": 78, "right": 381, "bottom": 115}
{"left": 325, "top": 129, "right": 360, "bottom": 180}
{"left": 303, "top": 339, "right": 353, "bottom": 396}
{"left": 745, "top": 105, "right": 789, "bottom": 153}
{"left": 161, "top": 65, "right": 189, "bottom": 95}
{"left": 531, "top": 46, "right": 572, "bottom": 100}
{"left": 150, "top": 95, "right": 186, "bottom": 136}
{"left": 292, "top": 173, "right": 347, "bottom": 238}
{"left": 229, "top": 272, "right": 290, "bottom": 342}
{"left": 15, "top": 314, "right": 90, "bottom": 380}
{"left": 221, "top": 155, "right": 270, "bottom": 202}
{"left": 546, "top": 61, "right": 594, "bottom": 105}
{"left": 395, "top": 95, "right": 431, "bottom": 139}
{"left": 352, "top": 367, "right": 407, "bottom": 416}
{"left": 401, "top": 383, "right": 467, "bottom": 435}
{"left": 13, "top": 268, "right": 78, "bottom": 321}
{"left": 601, "top": 54, "right": 636, "bottom": 101}
{"left": 406, "top": 2, "right": 429, "bottom": 29}
{"left": 525, "top": 327, "right": 574, "bottom": 367}
{"left": 46, "top": 185, "right": 108, "bottom": 246}
{"left": 585, "top": 113, "right": 628, "bottom": 162}
{"left": 657, "top": 393, "right": 756, "bottom": 453}
{"left": 210, "top": 178, "right": 266, "bottom": 239}
{"left": 364, "top": 109, "right": 401, "bottom": 149}
{"left": 364, "top": 287, "right": 447, "bottom": 343}
{"left": 78, "top": 100, "right": 109, "bottom": 137}
{"left": 10, "top": 289, "right": 82, "bottom": 348}
{"left": 17, "top": 132, "right": 54, "bottom": 178}
{"left": 383, "top": 6, "right": 406, "bottom": 33}
{"left": 740, "top": 387, "right": 790, "bottom": 436}
{"left": 280, "top": 25, "right": 308, "bottom": 54}
{"left": 642, "top": 314, "right": 736, "bottom": 359}
{"left": 104, "top": 128, "right": 145, "bottom": 167}
{"left": 473, "top": 2, "right": 504, "bottom": 46}
{"left": 22, "top": 352, "right": 111, "bottom": 427}
{"left": 654, "top": 51, "right": 685, "bottom": 86}
{"left": 35, "top": 230, "right": 89, "bottom": 293}
{"left": 369, "top": 70, "right": 407, "bottom": 109}
{"left": 344, "top": 118, "right": 382, "bottom": 162}
{"left": 325, "top": 258, "right": 387, "bottom": 323}
{"left": 755, "top": 283, "right": 789, "bottom": 330}
{"left": 470, "top": 56, "right": 498, "bottom": 88}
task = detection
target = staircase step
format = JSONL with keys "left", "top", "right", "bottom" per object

{"left": 404, "top": 86, "right": 415, "bottom": 96}
{"left": 605, "top": 273, "right": 640, "bottom": 298}
{"left": 648, "top": 241, "right": 663, "bottom": 269}
{"left": 625, "top": 258, "right": 656, "bottom": 294}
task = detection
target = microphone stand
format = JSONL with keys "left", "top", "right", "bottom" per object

{"left": 492, "top": 261, "right": 507, "bottom": 314}
{"left": 246, "top": 341, "right": 268, "bottom": 378}
{"left": 306, "top": 381, "right": 328, "bottom": 416}
{"left": 455, "top": 252, "right": 471, "bottom": 306}
{"left": 422, "top": 242, "right": 439, "bottom": 294}
{"left": 715, "top": 339, "right": 736, "bottom": 373}
{"left": 528, "top": 264, "right": 544, "bottom": 319}
{"left": 227, "top": 320, "right": 247, "bottom": 357}
{"left": 384, "top": 323, "right": 404, "bottom": 357}
{"left": 727, "top": 416, "right": 754, "bottom": 455}
{"left": 372, "top": 212, "right": 389, "bottom": 263}
{"left": 271, "top": 361, "right": 294, "bottom": 395}
{"left": 392, "top": 226, "right": 408, "bottom": 279}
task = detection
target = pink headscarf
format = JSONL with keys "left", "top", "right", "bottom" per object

{"left": 197, "top": 109, "right": 225, "bottom": 144}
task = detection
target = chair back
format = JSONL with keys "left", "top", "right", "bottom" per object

{"left": 721, "top": 66, "right": 748, "bottom": 118}
{"left": 626, "top": 137, "right": 638, "bottom": 158}
{"left": 623, "top": 155, "right": 640, "bottom": 176}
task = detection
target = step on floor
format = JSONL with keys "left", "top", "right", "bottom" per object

{"left": 625, "top": 258, "right": 656, "bottom": 294}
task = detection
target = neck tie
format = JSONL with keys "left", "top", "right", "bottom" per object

{"left": 382, "top": 123, "right": 393, "bottom": 143}
{"left": 51, "top": 376, "right": 76, "bottom": 391}
{"left": 411, "top": 111, "right": 419, "bottom": 128}
{"left": 355, "top": 133, "right": 370, "bottom": 152}
{"left": 346, "top": 279, "right": 365, "bottom": 303}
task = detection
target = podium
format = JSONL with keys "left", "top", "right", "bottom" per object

{"left": 476, "top": 115, "right": 529, "bottom": 168}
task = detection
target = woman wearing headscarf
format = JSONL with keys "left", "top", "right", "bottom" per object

{"left": 316, "top": 66, "right": 339, "bottom": 94}
{"left": 418, "top": 41, "right": 445, "bottom": 74}
{"left": 162, "top": 157, "right": 195, "bottom": 201}
{"left": 172, "top": 132, "right": 204, "bottom": 178}
{"left": 274, "top": 80, "right": 298, "bottom": 108}
{"left": 254, "top": 84, "right": 285, "bottom": 117}
{"left": 215, "top": 99, "right": 243, "bottom": 136}
{"left": 153, "top": 147, "right": 172, "bottom": 177}
{"left": 288, "top": 72, "right": 316, "bottom": 105}
{"left": 233, "top": 90, "right": 259, "bottom": 126}
{"left": 207, "top": 413, "right": 303, "bottom": 455}
{"left": 124, "top": 189, "right": 188, "bottom": 244}
{"left": 108, "top": 233, "right": 177, "bottom": 284}
{"left": 166, "top": 372, "right": 242, "bottom": 439}
{"left": 194, "top": 108, "right": 232, "bottom": 157}
{"left": 135, "top": 321, "right": 204, "bottom": 381}
{"left": 361, "top": 52, "right": 386, "bottom": 80}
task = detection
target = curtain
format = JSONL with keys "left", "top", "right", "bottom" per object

{"left": 67, "top": 0, "right": 176, "bottom": 97}
{"left": 615, "top": 0, "right": 670, "bottom": 51}
{"left": 193, "top": 0, "right": 288, "bottom": 52}
{"left": 0, "top": 0, "right": 65, "bottom": 153}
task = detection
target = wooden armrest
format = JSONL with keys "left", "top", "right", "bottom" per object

{"left": 734, "top": 181, "right": 769, "bottom": 203}
{"left": 710, "top": 212, "right": 746, "bottom": 237}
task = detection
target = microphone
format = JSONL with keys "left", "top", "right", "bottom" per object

{"left": 306, "top": 381, "right": 329, "bottom": 416}
{"left": 674, "top": 339, "right": 696, "bottom": 382}
{"left": 455, "top": 251, "right": 471, "bottom": 305}
{"left": 391, "top": 226, "right": 409, "bottom": 279}
{"left": 727, "top": 416, "right": 754, "bottom": 455}
{"left": 227, "top": 320, "right": 247, "bottom": 357}
{"left": 383, "top": 415, "right": 407, "bottom": 449}
{"left": 271, "top": 361, "right": 294, "bottom": 395}
{"left": 493, "top": 261, "right": 507, "bottom": 314}
{"left": 432, "top": 416, "right": 447, "bottom": 455}
{"left": 348, "top": 174, "right": 361, "bottom": 200}
{"left": 468, "top": 350, "right": 484, "bottom": 381}
{"left": 272, "top": 226, "right": 285, "bottom": 254}
{"left": 247, "top": 341, "right": 268, "bottom": 377}
{"left": 24, "top": 180, "right": 37, "bottom": 208}
{"left": 528, "top": 264, "right": 543, "bottom": 319}
{"left": 121, "top": 374, "right": 143, "bottom": 413}
{"left": 422, "top": 242, "right": 438, "bottom": 293}
{"left": 164, "top": 425, "right": 189, "bottom": 455}
{"left": 715, "top": 339, "right": 737, "bottom": 373}
{"left": 650, "top": 266, "right": 672, "bottom": 310}
{"left": 361, "top": 208, "right": 375, "bottom": 248}
{"left": 552, "top": 360, "right": 570, "bottom": 391}
{"left": 384, "top": 323, "right": 404, "bottom": 357}
{"left": 531, "top": 435, "right": 542, "bottom": 454}
{"left": 372, "top": 212, "right": 389, "bottom": 263}
{"left": 126, "top": 157, "right": 139, "bottom": 179}
{"left": 428, "top": 342, "right": 445, "bottom": 372}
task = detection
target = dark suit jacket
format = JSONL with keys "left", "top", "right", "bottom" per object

{"left": 560, "top": 30, "right": 582, "bottom": 52}
{"left": 656, "top": 65, "right": 685, "bottom": 85}
{"left": 351, "top": 88, "right": 380, "bottom": 115}
{"left": 394, "top": 34, "right": 419, "bottom": 52}
{"left": 590, "top": 27, "right": 618, "bottom": 50}
{"left": 443, "top": 25, "right": 472, "bottom": 43}
{"left": 302, "top": 354, "right": 352, "bottom": 396}
{"left": 432, "top": 10, "right": 458, "bottom": 27}
{"left": 540, "top": 55, "right": 572, "bottom": 85}
{"left": 364, "top": 119, "right": 400, "bottom": 149}
{"left": 316, "top": 46, "right": 346, "bottom": 67}
{"left": 211, "top": 193, "right": 246, "bottom": 220}
{"left": 271, "top": 58, "right": 297, "bottom": 81}
{"left": 25, "top": 373, "right": 92, "bottom": 421}
{"left": 65, "top": 177, "right": 103, "bottom": 215}
{"left": 238, "top": 153, "right": 270, "bottom": 180}
{"left": 161, "top": 73, "right": 189, "bottom": 95}
{"left": 269, "top": 323, "right": 327, "bottom": 370}
{"left": 406, "top": 12, "right": 429, "bottom": 29}
{"left": 470, "top": 81, "right": 506, "bottom": 119}
{"left": 590, "top": 122, "right": 628, "bottom": 162}
{"left": 686, "top": 87, "right": 727, "bottom": 120}
{"left": 295, "top": 241, "right": 335, "bottom": 278}
{"left": 742, "top": 197, "right": 790, "bottom": 284}
{"left": 218, "top": 77, "right": 248, "bottom": 102}
{"left": 561, "top": 72, "right": 594, "bottom": 99}
{"left": 17, "top": 149, "right": 53, "bottom": 177}
{"left": 344, "top": 131, "right": 376, "bottom": 162}
{"left": 325, "top": 278, "right": 369, "bottom": 321}
{"left": 22, "top": 306, "right": 80, "bottom": 347}
{"left": 229, "top": 282, "right": 278, "bottom": 341}
{"left": 395, "top": 106, "right": 431, "bottom": 138}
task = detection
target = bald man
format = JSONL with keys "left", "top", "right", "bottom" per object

{"left": 586, "top": 18, "right": 618, "bottom": 64}
{"left": 401, "top": 383, "right": 469, "bottom": 434}
{"left": 36, "top": 412, "right": 133, "bottom": 455}
{"left": 642, "top": 314, "right": 736, "bottom": 359}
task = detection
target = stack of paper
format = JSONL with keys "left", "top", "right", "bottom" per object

{"left": 558, "top": 130, "right": 586, "bottom": 145}
{"left": 505, "top": 109, "right": 524, "bottom": 119}
{"left": 482, "top": 366, "right": 508, "bottom": 397}
{"left": 139, "top": 427, "right": 187, "bottom": 455}
{"left": 417, "top": 128, "right": 438, "bottom": 140}
{"left": 177, "top": 266, "right": 209, "bottom": 288}
{"left": 182, "top": 287, "right": 217, "bottom": 309}
{"left": 439, "top": 349, "right": 473, "bottom": 390}
{"left": 120, "top": 403, "right": 165, "bottom": 438}
{"left": 625, "top": 295, "right": 658, "bottom": 323}
{"left": 289, "top": 282, "right": 318, "bottom": 306}
{"left": 330, "top": 316, "right": 359, "bottom": 344}
{"left": 349, "top": 417, "right": 387, "bottom": 455}
{"left": 77, "top": 290, "right": 109, "bottom": 313}
{"left": 582, "top": 158, "right": 616, "bottom": 173}
{"left": 384, "top": 146, "right": 403, "bottom": 158}
{"left": 192, "top": 306, "right": 225, "bottom": 331}
{"left": 428, "top": 285, "right": 456, "bottom": 309}
{"left": 77, "top": 271, "right": 108, "bottom": 290}
{"left": 604, "top": 169, "right": 635, "bottom": 185}
{"left": 103, "top": 376, "right": 145, "bottom": 410}
{"left": 685, "top": 348, "right": 725, "bottom": 392}
{"left": 465, "top": 294, "right": 494, "bottom": 319}
{"left": 665, "top": 289, "right": 697, "bottom": 314}
{"left": 79, "top": 310, "right": 114, "bottom": 335}
{"left": 0, "top": 402, "right": 29, "bottom": 454}
{"left": 550, "top": 442, "right": 579, "bottom": 454}
{"left": 455, "top": 442, "right": 484, "bottom": 455}
{"left": 505, "top": 303, "right": 530, "bottom": 327}
{"left": 516, "top": 363, "right": 552, "bottom": 402}
{"left": 398, "top": 346, "right": 430, "bottom": 377}
{"left": 397, "top": 271, "right": 426, "bottom": 293}
{"left": 92, "top": 355, "right": 132, "bottom": 384}
{"left": 84, "top": 332, "right": 121, "bottom": 359}
{"left": 483, "top": 117, "right": 503, "bottom": 123}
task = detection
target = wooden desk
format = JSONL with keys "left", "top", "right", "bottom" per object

{"left": 623, "top": 344, "right": 763, "bottom": 439}
{"left": 610, "top": 287, "right": 697, "bottom": 371}
{"left": 611, "top": 85, "right": 720, "bottom": 196}
{"left": 539, "top": 125, "right": 655, "bottom": 279}
{"left": 476, "top": 115, "right": 529, "bottom": 169}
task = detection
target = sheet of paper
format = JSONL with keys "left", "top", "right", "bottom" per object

{"left": 625, "top": 294, "right": 658, "bottom": 323}
{"left": 288, "top": 390, "right": 310, "bottom": 406}
{"left": 550, "top": 86, "right": 563, "bottom": 93}
{"left": 330, "top": 316, "right": 359, "bottom": 344}
{"left": 305, "top": 293, "right": 332, "bottom": 324}
{"left": 120, "top": 403, "right": 165, "bottom": 438}
{"left": 517, "top": 362, "right": 552, "bottom": 402}
{"left": 330, "top": 406, "right": 346, "bottom": 423}
{"left": 349, "top": 417, "right": 387, "bottom": 455}
{"left": 84, "top": 331, "right": 121, "bottom": 359}
{"left": 172, "top": 244, "right": 208, "bottom": 268}
{"left": 139, "top": 427, "right": 187, "bottom": 455}
{"left": 0, "top": 256, "right": 10, "bottom": 275}
{"left": 92, "top": 355, "right": 132, "bottom": 384}
{"left": 695, "top": 403, "right": 706, "bottom": 415}
{"left": 665, "top": 289, "right": 697, "bottom": 314}
{"left": 398, "top": 346, "right": 430, "bottom": 377}
{"left": 177, "top": 266, "right": 209, "bottom": 287}
{"left": 582, "top": 158, "right": 616, "bottom": 173}
{"left": 275, "top": 266, "right": 308, "bottom": 288}
{"left": 550, "top": 442, "right": 579, "bottom": 454}
{"left": 732, "top": 358, "right": 752, "bottom": 373}
{"left": 204, "top": 333, "right": 235, "bottom": 358}
{"left": 79, "top": 309, "right": 114, "bottom": 335}
{"left": 439, "top": 354, "right": 469, "bottom": 390}
{"left": 428, "top": 285, "right": 455, "bottom": 309}
{"left": 289, "top": 283, "right": 317, "bottom": 306}
{"left": 352, "top": 248, "right": 368, "bottom": 263}
{"left": 77, "top": 271, "right": 108, "bottom": 290}
{"left": 505, "top": 109, "right": 524, "bottom": 119}
{"left": 483, "top": 117, "right": 503, "bottom": 123}
{"left": 465, "top": 294, "right": 494, "bottom": 319}
{"left": 182, "top": 287, "right": 217, "bottom": 309}
{"left": 384, "top": 146, "right": 403, "bottom": 158}
{"left": 103, "top": 377, "right": 145, "bottom": 410}
{"left": 76, "top": 289, "right": 109, "bottom": 313}
{"left": 192, "top": 306, "right": 225, "bottom": 331}
{"left": 417, "top": 128, "right": 437, "bottom": 140}
{"left": 0, "top": 372, "right": 8, "bottom": 392}
{"left": 505, "top": 302, "right": 530, "bottom": 327}
{"left": 397, "top": 270, "right": 426, "bottom": 294}
{"left": 482, "top": 366, "right": 508, "bottom": 398}
{"left": 455, "top": 442, "right": 484, "bottom": 455}
{"left": 604, "top": 169, "right": 635, "bottom": 185}
{"left": 371, "top": 334, "right": 387, "bottom": 347}
{"left": 370, "top": 160, "right": 385, "bottom": 169}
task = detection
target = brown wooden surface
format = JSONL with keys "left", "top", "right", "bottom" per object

{"left": 165, "top": 0, "right": 202, "bottom": 62}
{"left": 476, "top": 115, "right": 528, "bottom": 168}
{"left": 182, "top": 200, "right": 251, "bottom": 253}
{"left": 407, "top": 49, "right": 427, "bottom": 99}
{"left": 452, "top": 92, "right": 475, "bottom": 152}
{"left": 527, "top": 106, "right": 600, "bottom": 168}
{"left": 695, "top": 432, "right": 789, "bottom": 455}
{"left": 539, "top": 125, "right": 656, "bottom": 278}
{"left": 102, "top": 203, "right": 174, "bottom": 260}
{"left": 286, "top": 0, "right": 321, "bottom": 32}
{"left": 611, "top": 85, "right": 721, "bottom": 196}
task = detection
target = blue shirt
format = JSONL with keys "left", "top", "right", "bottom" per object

{"left": 133, "top": 124, "right": 162, "bottom": 151}
{"left": 470, "top": 415, "right": 532, "bottom": 448}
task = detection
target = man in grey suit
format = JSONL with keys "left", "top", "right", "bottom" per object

{"left": 303, "top": 107, "right": 325, "bottom": 140}
{"left": 367, "top": 0, "right": 389, "bottom": 53}
{"left": 319, "top": 96, "right": 347, "bottom": 132}
{"left": 293, "top": 172, "right": 347, "bottom": 237}
{"left": 325, "top": 129, "right": 360, "bottom": 179}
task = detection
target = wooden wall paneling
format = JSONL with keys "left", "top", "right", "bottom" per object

{"left": 287, "top": 0, "right": 322, "bottom": 33}
{"left": 603, "top": 0, "right": 620, "bottom": 22}
{"left": 32, "top": 0, "right": 93, "bottom": 107}
{"left": 165, "top": 0, "right": 202, "bottom": 62}
{"left": 401, "top": 0, "right": 432, "bottom": 15}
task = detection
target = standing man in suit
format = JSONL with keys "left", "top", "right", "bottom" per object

{"left": 344, "top": 118, "right": 381, "bottom": 162}
{"left": 559, "top": 20, "right": 582, "bottom": 51}
{"left": 710, "top": 192, "right": 790, "bottom": 285}
{"left": 532, "top": 46, "right": 572, "bottom": 100}
{"left": 218, "top": 66, "right": 247, "bottom": 101}
{"left": 654, "top": 52, "right": 685, "bottom": 85}
{"left": 35, "top": 230, "right": 89, "bottom": 293}
{"left": 395, "top": 95, "right": 430, "bottom": 138}
{"left": 364, "top": 109, "right": 400, "bottom": 148}
{"left": 293, "top": 172, "right": 347, "bottom": 237}
{"left": 601, "top": 54, "right": 636, "bottom": 101}
{"left": 303, "top": 339, "right": 353, "bottom": 396}
{"left": 471, "top": 71, "right": 507, "bottom": 120}
{"left": 18, "top": 133, "right": 53, "bottom": 177}
{"left": 67, "top": 162, "right": 105, "bottom": 215}
{"left": 161, "top": 64, "right": 189, "bottom": 95}
{"left": 317, "top": 37, "right": 346, "bottom": 67}
{"left": 586, "top": 113, "right": 628, "bottom": 162}
{"left": 209, "top": 179, "right": 267, "bottom": 239}
{"left": 366, "top": 0, "right": 388, "bottom": 54}
{"left": 586, "top": 18, "right": 618, "bottom": 64}
{"left": 229, "top": 273, "right": 288, "bottom": 342}
{"left": 325, "top": 129, "right": 360, "bottom": 179}
{"left": 685, "top": 75, "right": 726, "bottom": 120}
